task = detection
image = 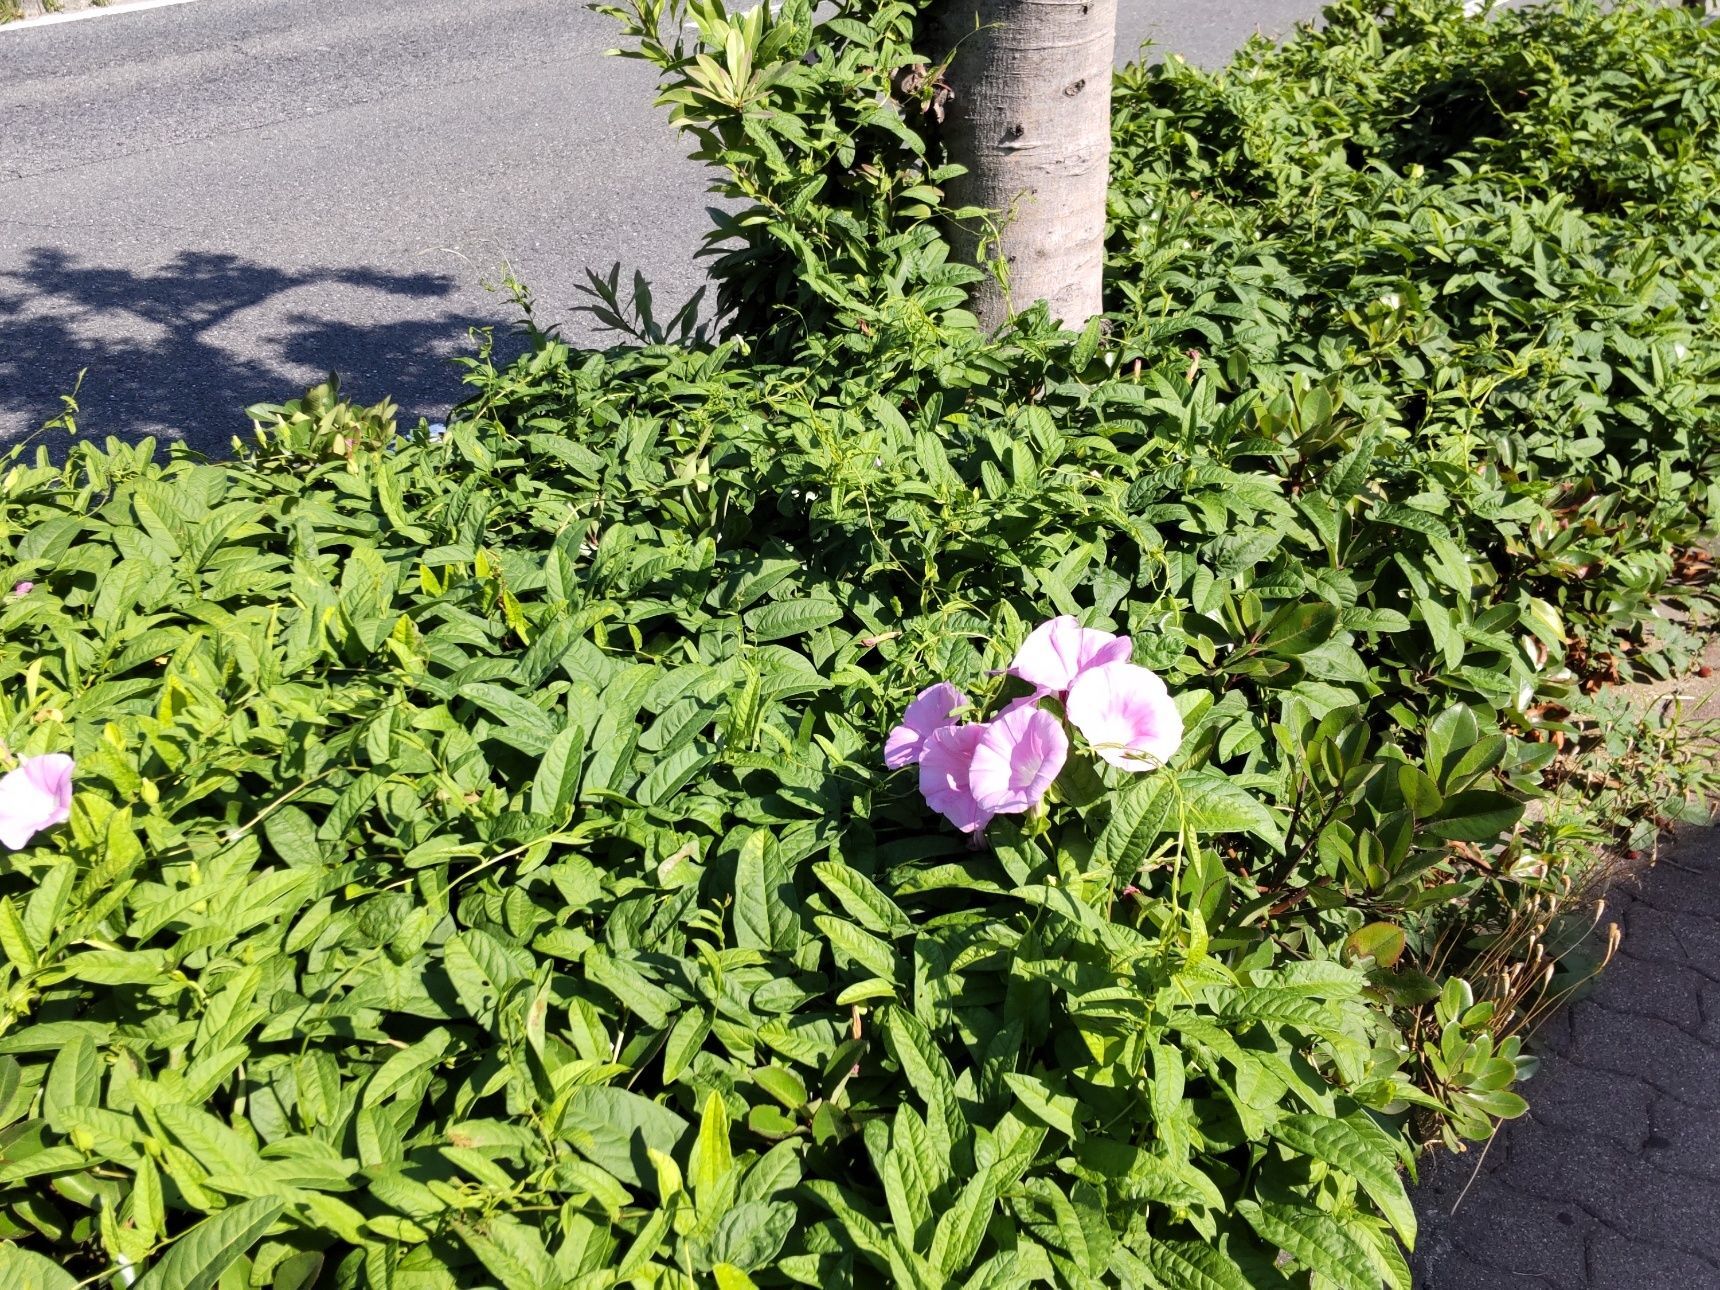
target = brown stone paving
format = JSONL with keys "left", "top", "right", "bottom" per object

{"left": 1413, "top": 642, "right": 1720, "bottom": 1288}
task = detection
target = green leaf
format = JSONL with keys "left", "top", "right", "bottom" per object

{"left": 1428, "top": 790, "right": 1524, "bottom": 841}
{"left": 133, "top": 1198, "right": 285, "bottom": 1290}
{"left": 1444, "top": 733, "right": 1508, "bottom": 789}
{"left": 708, "top": 1201, "right": 796, "bottom": 1272}
{"left": 1236, "top": 1198, "right": 1379, "bottom": 1290}
{"left": 529, "top": 720, "right": 588, "bottom": 818}
{"left": 1001, "top": 1073, "right": 1079, "bottom": 1137}
{"left": 1072, "top": 1138, "right": 1225, "bottom": 1210}
{"left": 444, "top": 929, "right": 533, "bottom": 1021}
{"left": 691, "top": 1090, "right": 735, "bottom": 1203}
{"left": 733, "top": 829, "right": 774, "bottom": 951}
{"left": 42, "top": 1034, "right": 101, "bottom": 1127}
{"left": 584, "top": 949, "right": 676, "bottom": 1030}
{"left": 815, "top": 915, "right": 900, "bottom": 980}
{"left": 813, "top": 860, "right": 910, "bottom": 936}
{"left": 1461, "top": 1088, "right": 1530, "bottom": 1119}
{"left": 1425, "top": 704, "right": 1480, "bottom": 785}
{"left": 458, "top": 1215, "right": 558, "bottom": 1287}
{"left": 559, "top": 1087, "right": 687, "bottom": 1190}
{"left": 1070, "top": 316, "right": 1104, "bottom": 370}
{"left": 459, "top": 682, "right": 560, "bottom": 755}
{"left": 882, "top": 1008, "right": 962, "bottom": 1137}
{"left": 743, "top": 598, "right": 843, "bottom": 642}
{"left": 1094, "top": 775, "right": 1174, "bottom": 869}
{"left": 638, "top": 742, "right": 712, "bottom": 806}
{"left": 365, "top": 1028, "right": 451, "bottom": 1106}
{"left": 753, "top": 1065, "right": 808, "bottom": 1110}
{"left": 0, "top": 1245, "right": 78, "bottom": 1290}
{"left": 1344, "top": 923, "right": 1407, "bottom": 969}
{"left": 0, "top": 896, "right": 38, "bottom": 973}
{"left": 1137, "top": 1238, "right": 1256, "bottom": 1290}
{"left": 0, "top": 1055, "right": 21, "bottom": 1125}
{"left": 261, "top": 805, "right": 323, "bottom": 866}
{"left": 663, "top": 1008, "right": 711, "bottom": 1084}
{"left": 1177, "top": 773, "right": 1285, "bottom": 850}
{"left": 1260, "top": 602, "right": 1339, "bottom": 657}
{"left": 128, "top": 1154, "right": 166, "bottom": 1243}
{"left": 1396, "top": 764, "right": 1444, "bottom": 818}
{"left": 929, "top": 1168, "right": 1000, "bottom": 1277}
{"left": 1271, "top": 1113, "right": 1416, "bottom": 1244}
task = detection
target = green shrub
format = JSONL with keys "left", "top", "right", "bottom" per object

{"left": 1107, "top": 0, "right": 1720, "bottom": 683}
{"left": 0, "top": 1, "right": 1713, "bottom": 1287}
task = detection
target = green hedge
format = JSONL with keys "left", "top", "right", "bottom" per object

{"left": 0, "top": 1, "right": 1713, "bottom": 1287}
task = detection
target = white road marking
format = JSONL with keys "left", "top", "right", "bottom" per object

{"left": 0, "top": 0, "right": 201, "bottom": 35}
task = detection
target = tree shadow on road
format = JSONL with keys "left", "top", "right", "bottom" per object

{"left": 0, "top": 247, "right": 513, "bottom": 458}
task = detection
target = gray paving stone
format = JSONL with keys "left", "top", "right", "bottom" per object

{"left": 1559, "top": 1002, "right": 1720, "bottom": 1111}
{"left": 1505, "top": 1061, "right": 1657, "bottom": 1153}
{"left": 1414, "top": 1236, "right": 1574, "bottom": 1290}
{"left": 1413, "top": 827, "right": 1720, "bottom": 1289}
{"left": 1587, "top": 1228, "right": 1720, "bottom": 1289}
{"left": 1416, "top": 1166, "right": 1595, "bottom": 1289}
{"left": 1573, "top": 948, "right": 1705, "bottom": 1033}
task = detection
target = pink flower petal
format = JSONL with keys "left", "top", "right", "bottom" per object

{"left": 969, "top": 703, "right": 1069, "bottom": 815}
{"left": 11, "top": 582, "right": 32, "bottom": 597}
{"left": 1064, "top": 662, "right": 1183, "bottom": 771}
{"left": 0, "top": 753, "right": 73, "bottom": 850}
{"left": 1010, "top": 615, "right": 1132, "bottom": 695}
{"left": 918, "top": 723, "right": 994, "bottom": 834}
{"left": 885, "top": 681, "right": 968, "bottom": 769}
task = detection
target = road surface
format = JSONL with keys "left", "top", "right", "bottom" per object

{"left": 0, "top": 0, "right": 1325, "bottom": 454}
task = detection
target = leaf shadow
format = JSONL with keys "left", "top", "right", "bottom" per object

{"left": 0, "top": 246, "right": 519, "bottom": 457}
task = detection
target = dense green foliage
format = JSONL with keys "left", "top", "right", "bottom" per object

{"left": 1109, "top": 0, "right": 1720, "bottom": 685}
{"left": 0, "top": 1, "right": 1713, "bottom": 1287}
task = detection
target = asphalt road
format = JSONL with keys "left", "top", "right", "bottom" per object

{"left": 0, "top": 0, "right": 1325, "bottom": 454}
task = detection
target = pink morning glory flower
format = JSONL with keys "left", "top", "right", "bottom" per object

{"left": 1064, "top": 662, "right": 1183, "bottom": 771}
{"left": 918, "top": 724, "right": 994, "bottom": 834}
{"left": 885, "top": 682, "right": 968, "bottom": 769}
{"left": 1010, "top": 615, "right": 1132, "bottom": 695}
{"left": 969, "top": 703, "right": 1069, "bottom": 815}
{"left": 0, "top": 753, "right": 74, "bottom": 850}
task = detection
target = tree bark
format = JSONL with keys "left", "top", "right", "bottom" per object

{"left": 925, "top": 0, "right": 1118, "bottom": 331}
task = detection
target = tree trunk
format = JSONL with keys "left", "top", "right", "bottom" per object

{"left": 925, "top": 0, "right": 1118, "bottom": 331}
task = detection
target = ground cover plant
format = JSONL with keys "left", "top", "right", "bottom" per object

{"left": 0, "top": 0, "right": 1715, "bottom": 1286}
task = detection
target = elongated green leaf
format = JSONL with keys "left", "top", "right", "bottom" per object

{"left": 364, "top": 1028, "right": 451, "bottom": 1107}
{"left": 813, "top": 860, "right": 910, "bottom": 936}
{"left": 559, "top": 1087, "right": 687, "bottom": 1190}
{"left": 663, "top": 1008, "right": 711, "bottom": 1084}
{"left": 1002, "top": 1073, "right": 1079, "bottom": 1137}
{"left": 733, "top": 829, "right": 773, "bottom": 951}
{"left": 42, "top": 1034, "right": 101, "bottom": 1127}
{"left": 815, "top": 915, "right": 899, "bottom": 980}
{"left": 1176, "top": 773, "right": 1285, "bottom": 850}
{"left": 1260, "top": 601, "right": 1339, "bottom": 657}
{"left": 691, "top": 1090, "right": 734, "bottom": 1202}
{"left": 743, "top": 597, "right": 843, "bottom": 642}
{"left": 133, "top": 1198, "right": 284, "bottom": 1290}
{"left": 929, "top": 1165, "right": 998, "bottom": 1276}
{"left": 1094, "top": 776, "right": 1174, "bottom": 869}
{"left": 1271, "top": 1113, "right": 1415, "bottom": 1244}
{"left": 0, "top": 1245, "right": 78, "bottom": 1290}
{"left": 1428, "top": 790, "right": 1524, "bottom": 841}
{"left": 458, "top": 1215, "right": 558, "bottom": 1287}
{"left": 1236, "top": 1199, "right": 1378, "bottom": 1290}
{"left": 529, "top": 720, "right": 588, "bottom": 818}
{"left": 1137, "top": 1237, "right": 1256, "bottom": 1290}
